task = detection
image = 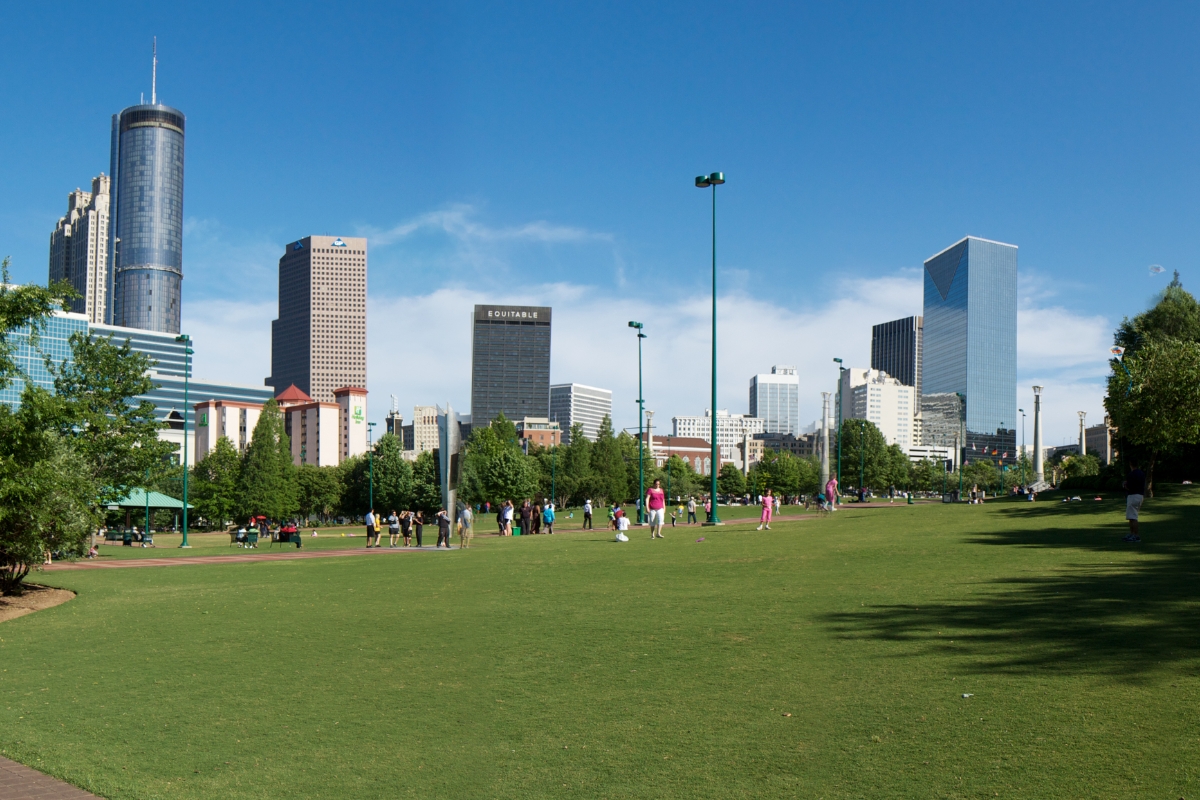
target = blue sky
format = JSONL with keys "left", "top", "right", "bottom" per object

{"left": 2, "top": 2, "right": 1196, "bottom": 444}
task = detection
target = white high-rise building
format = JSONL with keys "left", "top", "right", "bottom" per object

{"left": 672, "top": 409, "right": 765, "bottom": 449}
{"left": 839, "top": 368, "right": 916, "bottom": 453}
{"left": 402, "top": 405, "right": 439, "bottom": 454}
{"left": 749, "top": 365, "right": 800, "bottom": 434}
{"left": 48, "top": 175, "right": 111, "bottom": 324}
{"left": 549, "top": 383, "right": 612, "bottom": 443}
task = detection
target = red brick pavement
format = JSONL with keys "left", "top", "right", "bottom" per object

{"left": 0, "top": 755, "right": 101, "bottom": 799}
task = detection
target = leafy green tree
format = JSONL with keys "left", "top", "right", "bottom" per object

{"left": 190, "top": 436, "right": 241, "bottom": 528}
{"left": 0, "top": 389, "right": 99, "bottom": 594}
{"left": 717, "top": 462, "right": 746, "bottom": 497}
{"left": 0, "top": 258, "right": 73, "bottom": 387}
{"left": 908, "top": 458, "right": 940, "bottom": 493}
{"left": 340, "top": 434, "right": 413, "bottom": 514}
{"left": 661, "top": 454, "right": 698, "bottom": 500}
{"left": 1115, "top": 281, "right": 1200, "bottom": 357}
{"left": 460, "top": 416, "right": 539, "bottom": 507}
{"left": 963, "top": 460, "right": 1000, "bottom": 493}
{"left": 1105, "top": 337, "right": 1200, "bottom": 494}
{"left": 558, "top": 424, "right": 595, "bottom": 504}
{"left": 834, "top": 420, "right": 892, "bottom": 490}
{"left": 237, "top": 399, "right": 298, "bottom": 520}
{"left": 588, "top": 415, "right": 627, "bottom": 503}
{"left": 411, "top": 450, "right": 443, "bottom": 513}
{"left": 1062, "top": 453, "right": 1101, "bottom": 479}
{"left": 616, "top": 430, "right": 642, "bottom": 503}
{"left": 296, "top": 464, "right": 343, "bottom": 523}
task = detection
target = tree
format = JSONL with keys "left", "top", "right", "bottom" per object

{"left": 411, "top": 450, "right": 443, "bottom": 513}
{"left": 1062, "top": 453, "right": 1101, "bottom": 480}
{"left": 237, "top": 399, "right": 298, "bottom": 520}
{"left": 834, "top": 421, "right": 892, "bottom": 490}
{"left": 190, "top": 436, "right": 241, "bottom": 528}
{"left": 588, "top": 415, "right": 627, "bottom": 504}
{"left": 717, "top": 463, "right": 745, "bottom": 497}
{"left": 1105, "top": 337, "right": 1200, "bottom": 494}
{"left": 662, "top": 454, "right": 699, "bottom": 500}
{"left": 908, "top": 458, "right": 940, "bottom": 493}
{"left": 460, "top": 416, "right": 539, "bottom": 507}
{"left": 340, "top": 434, "right": 413, "bottom": 515}
{"left": 53, "top": 332, "right": 176, "bottom": 503}
{"left": 295, "top": 464, "right": 341, "bottom": 523}
{"left": 0, "top": 390, "right": 99, "bottom": 594}
{"left": 558, "top": 424, "right": 595, "bottom": 505}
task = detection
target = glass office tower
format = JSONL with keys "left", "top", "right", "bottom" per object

{"left": 871, "top": 316, "right": 923, "bottom": 395}
{"left": 471, "top": 305, "right": 551, "bottom": 426}
{"left": 107, "top": 103, "right": 186, "bottom": 333}
{"left": 749, "top": 366, "right": 800, "bottom": 434}
{"left": 921, "top": 236, "right": 1017, "bottom": 464}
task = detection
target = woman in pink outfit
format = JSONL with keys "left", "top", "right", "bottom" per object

{"left": 757, "top": 489, "right": 774, "bottom": 530}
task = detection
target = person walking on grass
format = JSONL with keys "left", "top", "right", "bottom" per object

{"left": 388, "top": 510, "right": 400, "bottom": 547}
{"left": 543, "top": 502, "right": 556, "bottom": 534}
{"left": 458, "top": 505, "right": 473, "bottom": 548}
{"left": 414, "top": 510, "right": 425, "bottom": 547}
{"left": 583, "top": 499, "right": 593, "bottom": 529}
{"left": 646, "top": 478, "right": 667, "bottom": 539}
{"left": 825, "top": 476, "right": 839, "bottom": 511}
{"left": 374, "top": 510, "right": 383, "bottom": 545}
{"left": 520, "top": 500, "right": 533, "bottom": 536}
{"left": 532, "top": 502, "right": 543, "bottom": 535}
{"left": 757, "top": 488, "right": 775, "bottom": 530}
{"left": 502, "top": 500, "right": 514, "bottom": 536}
{"left": 436, "top": 508, "right": 452, "bottom": 548}
{"left": 1124, "top": 462, "right": 1146, "bottom": 543}
{"left": 365, "top": 509, "right": 377, "bottom": 547}
{"left": 687, "top": 496, "right": 697, "bottom": 524}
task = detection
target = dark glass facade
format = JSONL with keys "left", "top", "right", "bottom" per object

{"left": 107, "top": 104, "right": 185, "bottom": 333}
{"left": 922, "top": 237, "right": 1017, "bottom": 464}
{"left": 871, "top": 315, "right": 922, "bottom": 395}
{"left": 471, "top": 305, "right": 551, "bottom": 426}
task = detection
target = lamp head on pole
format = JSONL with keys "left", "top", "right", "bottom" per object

{"left": 1032, "top": 385, "right": 1043, "bottom": 396}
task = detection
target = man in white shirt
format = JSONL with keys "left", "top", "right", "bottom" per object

{"left": 458, "top": 506, "right": 474, "bottom": 549}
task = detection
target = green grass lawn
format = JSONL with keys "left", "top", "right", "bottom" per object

{"left": 3, "top": 489, "right": 1198, "bottom": 798}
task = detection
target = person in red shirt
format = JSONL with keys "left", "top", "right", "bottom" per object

{"left": 646, "top": 478, "right": 667, "bottom": 539}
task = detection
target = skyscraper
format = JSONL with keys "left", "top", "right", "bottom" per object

{"left": 549, "top": 383, "right": 612, "bottom": 442}
{"left": 49, "top": 175, "right": 110, "bottom": 323}
{"left": 871, "top": 316, "right": 922, "bottom": 396}
{"left": 266, "top": 236, "right": 368, "bottom": 403}
{"left": 471, "top": 305, "right": 551, "bottom": 426}
{"left": 921, "top": 236, "right": 1017, "bottom": 463}
{"left": 106, "top": 53, "right": 186, "bottom": 333}
{"left": 749, "top": 365, "right": 799, "bottom": 434}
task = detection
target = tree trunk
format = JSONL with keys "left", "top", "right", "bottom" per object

{"left": 1, "top": 561, "right": 31, "bottom": 596}
{"left": 1146, "top": 453, "right": 1156, "bottom": 498}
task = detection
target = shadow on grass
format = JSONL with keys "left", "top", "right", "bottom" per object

{"left": 821, "top": 488, "right": 1200, "bottom": 678}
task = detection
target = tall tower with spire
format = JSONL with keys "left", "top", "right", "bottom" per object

{"left": 106, "top": 39, "right": 186, "bottom": 333}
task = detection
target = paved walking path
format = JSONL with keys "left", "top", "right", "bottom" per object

{"left": 45, "top": 545, "right": 456, "bottom": 571}
{"left": 0, "top": 755, "right": 100, "bottom": 799}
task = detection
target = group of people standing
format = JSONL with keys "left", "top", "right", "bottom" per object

{"left": 363, "top": 508, "right": 461, "bottom": 549}
{"left": 492, "top": 499, "right": 556, "bottom": 536}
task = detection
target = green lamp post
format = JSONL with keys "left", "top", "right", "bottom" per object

{"left": 174, "top": 334, "right": 193, "bottom": 547}
{"left": 628, "top": 321, "right": 646, "bottom": 524}
{"left": 859, "top": 420, "right": 866, "bottom": 498}
{"left": 955, "top": 392, "right": 966, "bottom": 501}
{"left": 833, "top": 358, "right": 847, "bottom": 492}
{"left": 695, "top": 171, "right": 725, "bottom": 525}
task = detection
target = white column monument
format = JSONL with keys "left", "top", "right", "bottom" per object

{"left": 1078, "top": 411, "right": 1087, "bottom": 457}
{"left": 1032, "top": 386, "right": 1044, "bottom": 483}
{"left": 820, "top": 391, "right": 831, "bottom": 487}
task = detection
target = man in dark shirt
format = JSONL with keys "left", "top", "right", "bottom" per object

{"left": 1123, "top": 464, "right": 1146, "bottom": 542}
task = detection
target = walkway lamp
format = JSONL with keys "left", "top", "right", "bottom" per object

{"left": 833, "top": 358, "right": 847, "bottom": 491}
{"left": 629, "top": 321, "right": 646, "bottom": 523}
{"left": 695, "top": 171, "right": 725, "bottom": 525}
{"left": 367, "top": 421, "right": 377, "bottom": 510}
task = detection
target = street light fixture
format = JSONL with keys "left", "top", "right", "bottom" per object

{"left": 1019, "top": 408, "right": 1026, "bottom": 488}
{"left": 629, "top": 321, "right": 647, "bottom": 524}
{"left": 174, "top": 334, "right": 193, "bottom": 548}
{"left": 695, "top": 171, "right": 725, "bottom": 525}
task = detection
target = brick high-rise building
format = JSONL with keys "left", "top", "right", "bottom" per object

{"left": 267, "top": 235, "right": 367, "bottom": 403}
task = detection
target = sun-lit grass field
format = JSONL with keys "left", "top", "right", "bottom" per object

{"left": 3, "top": 489, "right": 1198, "bottom": 798}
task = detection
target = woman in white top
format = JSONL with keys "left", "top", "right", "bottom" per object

{"left": 502, "top": 500, "right": 515, "bottom": 536}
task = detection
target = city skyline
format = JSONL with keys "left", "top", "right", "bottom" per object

{"left": 3, "top": 4, "right": 1179, "bottom": 446}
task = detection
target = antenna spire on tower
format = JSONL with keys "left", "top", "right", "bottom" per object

{"left": 151, "top": 37, "right": 157, "bottom": 105}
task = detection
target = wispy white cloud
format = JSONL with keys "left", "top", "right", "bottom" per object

{"left": 182, "top": 299, "right": 274, "bottom": 389}
{"left": 361, "top": 204, "right": 612, "bottom": 247}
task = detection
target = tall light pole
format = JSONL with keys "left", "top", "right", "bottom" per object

{"left": 1032, "top": 386, "right": 1044, "bottom": 483}
{"left": 367, "top": 421, "right": 377, "bottom": 511}
{"left": 629, "top": 321, "right": 646, "bottom": 523}
{"left": 174, "top": 334, "right": 193, "bottom": 547}
{"left": 858, "top": 419, "right": 866, "bottom": 496}
{"left": 1019, "top": 408, "right": 1026, "bottom": 487}
{"left": 695, "top": 171, "right": 725, "bottom": 525}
